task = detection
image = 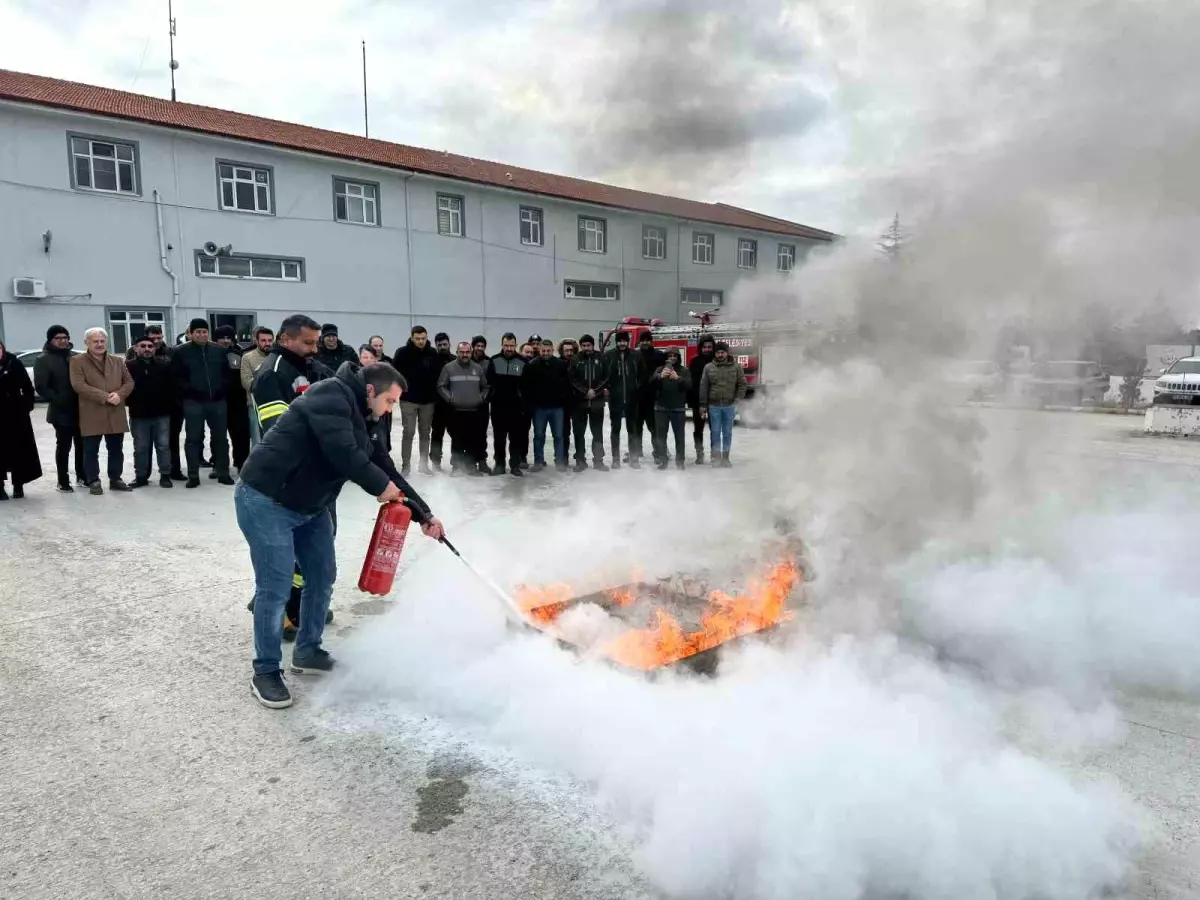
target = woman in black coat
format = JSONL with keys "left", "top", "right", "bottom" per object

{"left": 0, "top": 339, "right": 43, "bottom": 499}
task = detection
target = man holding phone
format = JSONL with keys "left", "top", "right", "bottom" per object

{"left": 650, "top": 348, "right": 692, "bottom": 469}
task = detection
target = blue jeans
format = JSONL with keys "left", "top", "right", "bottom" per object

{"left": 235, "top": 482, "right": 337, "bottom": 675}
{"left": 83, "top": 433, "right": 124, "bottom": 484}
{"left": 707, "top": 405, "right": 735, "bottom": 453}
{"left": 130, "top": 416, "right": 170, "bottom": 480}
{"left": 532, "top": 407, "right": 565, "bottom": 465}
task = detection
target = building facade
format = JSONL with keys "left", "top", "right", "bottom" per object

{"left": 0, "top": 71, "right": 835, "bottom": 354}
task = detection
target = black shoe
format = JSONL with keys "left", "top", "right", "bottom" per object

{"left": 630, "top": 458, "right": 642, "bottom": 469}
{"left": 200, "top": 457, "right": 213, "bottom": 468}
{"left": 489, "top": 466, "right": 505, "bottom": 476}
{"left": 593, "top": 461, "right": 610, "bottom": 472}
{"left": 131, "top": 478, "right": 150, "bottom": 489}
{"left": 510, "top": 465, "right": 524, "bottom": 477}
{"left": 159, "top": 476, "right": 173, "bottom": 488}
{"left": 185, "top": 477, "right": 200, "bottom": 489}
{"left": 57, "top": 482, "right": 74, "bottom": 493}
{"left": 169, "top": 471, "right": 187, "bottom": 482}
{"left": 11, "top": 484, "right": 23, "bottom": 499}
{"left": 573, "top": 462, "right": 588, "bottom": 473}
{"left": 246, "top": 598, "right": 255, "bottom": 612}
{"left": 695, "top": 451, "right": 706, "bottom": 465}
{"left": 290, "top": 647, "right": 335, "bottom": 675}
{"left": 555, "top": 462, "right": 569, "bottom": 473}
{"left": 109, "top": 479, "right": 134, "bottom": 492}
{"left": 676, "top": 460, "right": 686, "bottom": 470}
{"left": 430, "top": 459, "right": 443, "bottom": 471}
{"left": 217, "top": 474, "right": 235, "bottom": 486}
{"left": 251, "top": 671, "right": 293, "bottom": 709}
{"left": 0, "top": 486, "right": 8, "bottom": 501}
{"left": 656, "top": 461, "right": 668, "bottom": 470}
{"left": 208, "top": 470, "right": 219, "bottom": 480}
{"left": 530, "top": 462, "right": 546, "bottom": 473}
{"left": 89, "top": 481, "right": 104, "bottom": 495}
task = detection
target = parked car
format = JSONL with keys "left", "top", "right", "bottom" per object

{"left": 16, "top": 348, "right": 82, "bottom": 403}
{"left": 1027, "top": 360, "right": 1109, "bottom": 406}
{"left": 945, "top": 360, "right": 1005, "bottom": 401}
{"left": 1152, "top": 357, "right": 1200, "bottom": 406}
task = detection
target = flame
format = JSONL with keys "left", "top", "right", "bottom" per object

{"left": 608, "top": 586, "right": 636, "bottom": 607}
{"left": 514, "top": 582, "right": 573, "bottom": 626}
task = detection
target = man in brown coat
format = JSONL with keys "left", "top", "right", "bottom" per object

{"left": 69, "top": 327, "right": 134, "bottom": 494}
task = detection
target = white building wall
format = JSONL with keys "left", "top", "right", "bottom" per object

{"left": 0, "top": 100, "right": 828, "bottom": 354}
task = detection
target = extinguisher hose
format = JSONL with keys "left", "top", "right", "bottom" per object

{"left": 439, "top": 537, "right": 528, "bottom": 626}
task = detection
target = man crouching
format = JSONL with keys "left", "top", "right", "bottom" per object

{"left": 236, "top": 361, "right": 445, "bottom": 709}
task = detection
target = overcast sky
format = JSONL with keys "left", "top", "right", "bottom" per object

{"left": 0, "top": 0, "right": 872, "bottom": 234}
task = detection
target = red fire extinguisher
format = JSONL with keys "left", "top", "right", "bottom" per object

{"left": 358, "top": 501, "right": 414, "bottom": 595}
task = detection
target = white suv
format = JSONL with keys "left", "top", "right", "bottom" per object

{"left": 1153, "top": 357, "right": 1200, "bottom": 406}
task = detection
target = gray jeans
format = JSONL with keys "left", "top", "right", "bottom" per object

{"left": 131, "top": 416, "right": 171, "bottom": 480}
{"left": 399, "top": 400, "right": 435, "bottom": 465}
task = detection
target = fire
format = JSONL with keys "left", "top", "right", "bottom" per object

{"left": 514, "top": 581, "right": 573, "bottom": 626}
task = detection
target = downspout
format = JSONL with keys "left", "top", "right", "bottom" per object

{"left": 403, "top": 173, "right": 416, "bottom": 328}
{"left": 154, "top": 189, "right": 180, "bottom": 338}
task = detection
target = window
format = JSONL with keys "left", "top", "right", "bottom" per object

{"left": 196, "top": 251, "right": 304, "bottom": 281}
{"left": 217, "top": 161, "right": 273, "bottom": 214}
{"left": 207, "top": 312, "right": 258, "bottom": 342}
{"left": 737, "top": 238, "right": 758, "bottom": 269}
{"left": 520, "top": 206, "right": 544, "bottom": 246}
{"left": 437, "top": 194, "right": 464, "bottom": 236}
{"left": 642, "top": 225, "right": 667, "bottom": 260}
{"left": 778, "top": 243, "right": 796, "bottom": 272}
{"left": 578, "top": 216, "right": 607, "bottom": 253}
{"left": 69, "top": 134, "right": 139, "bottom": 195}
{"left": 692, "top": 232, "right": 715, "bottom": 265}
{"left": 107, "top": 308, "right": 166, "bottom": 355}
{"left": 334, "top": 178, "right": 379, "bottom": 226}
{"left": 681, "top": 288, "right": 723, "bottom": 306}
{"left": 565, "top": 281, "right": 619, "bottom": 301}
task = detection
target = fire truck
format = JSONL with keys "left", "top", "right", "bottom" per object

{"left": 599, "top": 310, "right": 808, "bottom": 397}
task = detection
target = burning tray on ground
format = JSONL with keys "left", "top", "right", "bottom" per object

{"left": 515, "top": 559, "right": 801, "bottom": 676}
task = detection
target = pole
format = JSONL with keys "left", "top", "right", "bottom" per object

{"left": 167, "top": 0, "right": 178, "bottom": 101}
{"left": 361, "top": 40, "right": 369, "bottom": 138}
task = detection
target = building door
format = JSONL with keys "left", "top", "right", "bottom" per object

{"left": 107, "top": 308, "right": 168, "bottom": 355}
{"left": 208, "top": 312, "right": 257, "bottom": 346}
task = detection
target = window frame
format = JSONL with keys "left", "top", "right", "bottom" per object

{"left": 692, "top": 231, "right": 715, "bottom": 265}
{"left": 105, "top": 307, "right": 167, "bottom": 355}
{"left": 67, "top": 132, "right": 142, "bottom": 197}
{"left": 215, "top": 159, "right": 276, "bottom": 216}
{"left": 737, "top": 237, "right": 758, "bottom": 269}
{"left": 194, "top": 250, "right": 305, "bottom": 282}
{"left": 642, "top": 224, "right": 667, "bottom": 260}
{"left": 565, "top": 280, "right": 620, "bottom": 301}
{"left": 437, "top": 193, "right": 465, "bottom": 237}
{"left": 778, "top": 243, "right": 797, "bottom": 272}
{"left": 519, "top": 205, "right": 544, "bottom": 246}
{"left": 332, "top": 176, "right": 381, "bottom": 227}
{"left": 578, "top": 215, "right": 608, "bottom": 254}
{"left": 680, "top": 288, "right": 724, "bottom": 306}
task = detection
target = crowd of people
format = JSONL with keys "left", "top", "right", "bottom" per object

{"left": 0, "top": 317, "right": 749, "bottom": 500}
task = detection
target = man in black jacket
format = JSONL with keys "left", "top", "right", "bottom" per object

{"left": 391, "top": 325, "right": 442, "bottom": 476}
{"left": 568, "top": 334, "right": 610, "bottom": 472}
{"left": 214, "top": 325, "right": 250, "bottom": 474}
{"left": 33, "top": 325, "right": 86, "bottom": 491}
{"left": 172, "top": 318, "right": 233, "bottom": 487}
{"left": 315, "top": 323, "right": 358, "bottom": 371}
{"left": 126, "top": 335, "right": 179, "bottom": 488}
{"left": 522, "top": 339, "right": 570, "bottom": 472}
{"left": 486, "top": 332, "right": 528, "bottom": 477}
{"left": 603, "top": 331, "right": 646, "bottom": 469}
{"left": 124, "top": 323, "right": 184, "bottom": 480}
{"left": 687, "top": 335, "right": 716, "bottom": 465}
{"left": 429, "top": 332, "right": 455, "bottom": 470}
{"left": 635, "top": 331, "right": 666, "bottom": 457}
{"left": 237, "top": 362, "right": 445, "bottom": 709}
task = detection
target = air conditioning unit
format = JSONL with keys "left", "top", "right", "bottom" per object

{"left": 13, "top": 277, "right": 47, "bottom": 299}
{"left": 564, "top": 284, "right": 576, "bottom": 298}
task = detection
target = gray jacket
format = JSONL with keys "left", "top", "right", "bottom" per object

{"left": 437, "top": 359, "right": 490, "bottom": 410}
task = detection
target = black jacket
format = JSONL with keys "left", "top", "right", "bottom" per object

{"left": 240, "top": 366, "right": 433, "bottom": 521}
{"left": 603, "top": 347, "right": 645, "bottom": 406}
{"left": 316, "top": 340, "right": 358, "bottom": 372}
{"left": 569, "top": 352, "right": 609, "bottom": 403}
{"left": 486, "top": 352, "right": 527, "bottom": 410}
{"left": 125, "top": 355, "right": 179, "bottom": 419}
{"left": 33, "top": 342, "right": 79, "bottom": 428}
{"left": 687, "top": 350, "right": 715, "bottom": 407}
{"left": 521, "top": 356, "right": 571, "bottom": 408}
{"left": 172, "top": 340, "right": 230, "bottom": 403}
{"left": 221, "top": 344, "right": 247, "bottom": 408}
{"left": 652, "top": 363, "right": 693, "bottom": 410}
{"left": 638, "top": 346, "right": 666, "bottom": 403}
{"left": 391, "top": 341, "right": 443, "bottom": 405}
{"left": 0, "top": 352, "right": 41, "bottom": 485}
{"left": 251, "top": 345, "right": 332, "bottom": 435}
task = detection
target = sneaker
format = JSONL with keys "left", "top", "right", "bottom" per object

{"left": 169, "top": 471, "right": 187, "bottom": 482}
{"left": 573, "top": 461, "right": 588, "bottom": 473}
{"left": 159, "top": 476, "right": 173, "bottom": 488}
{"left": 510, "top": 465, "right": 524, "bottom": 477}
{"left": 290, "top": 647, "right": 336, "bottom": 675}
{"left": 89, "top": 481, "right": 104, "bottom": 495}
{"left": 185, "top": 478, "right": 200, "bottom": 489}
{"left": 251, "top": 671, "right": 293, "bottom": 709}
{"left": 109, "top": 479, "right": 133, "bottom": 492}
{"left": 57, "top": 482, "right": 75, "bottom": 493}
{"left": 217, "top": 474, "right": 235, "bottom": 486}
{"left": 131, "top": 478, "right": 150, "bottom": 489}
{"left": 593, "top": 461, "right": 610, "bottom": 472}
{"left": 208, "top": 471, "right": 219, "bottom": 480}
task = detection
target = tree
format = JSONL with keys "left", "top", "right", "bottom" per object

{"left": 877, "top": 213, "right": 905, "bottom": 260}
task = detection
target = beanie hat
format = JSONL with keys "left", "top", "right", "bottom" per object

{"left": 579, "top": 333, "right": 596, "bottom": 345}
{"left": 214, "top": 325, "right": 236, "bottom": 340}
{"left": 715, "top": 341, "right": 730, "bottom": 353}
{"left": 188, "top": 317, "right": 209, "bottom": 333}
{"left": 46, "top": 324, "right": 69, "bottom": 341}
{"left": 615, "top": 331, "right": 630, "bottom": 344}
{"left": 321, "top": 323, "right": 338, "bottom": 337}
{"left": 434, "top": 332, "right": 450, "bottom": 343}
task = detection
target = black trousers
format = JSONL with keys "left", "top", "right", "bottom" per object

{"left": 654, "top": 409, "right": 686, "bottom": 462}
{"left": 690, "top": 402, "right": 706, "bottom": 450}
{"left": 609, "top": 399, "right": 642, "bottom": 461}
{"left": 168, "top": 405, "right": 184, "bottom": 474}
{"left": 184, "top": 399, "right": 230, "bottom": 477}
{"left": 450, "top": 407, "right": 487, "bottom": 469}
{"left": 491, "top": 405, "right": 528, "bottom": 469}
{"left": 431, "top": 402, "right": 449, "bottom": 464}
{"left": 227, "top": 397, "right": 250, "bottom": 470}
{"left": 53, "top": 423, "right": 86, "bottom": 484}
{"left": 571, "top": 398, "right": 606, "bottom": 463}
{"left": 634, "top": 398, "right": 657, "bottom": 450}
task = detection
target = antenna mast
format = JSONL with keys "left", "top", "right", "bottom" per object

{"left": 362, "top": 40, "right": 369, "bottom": 137}
{"left": 168, "top": 0, "right": 179, "bottom": 101}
